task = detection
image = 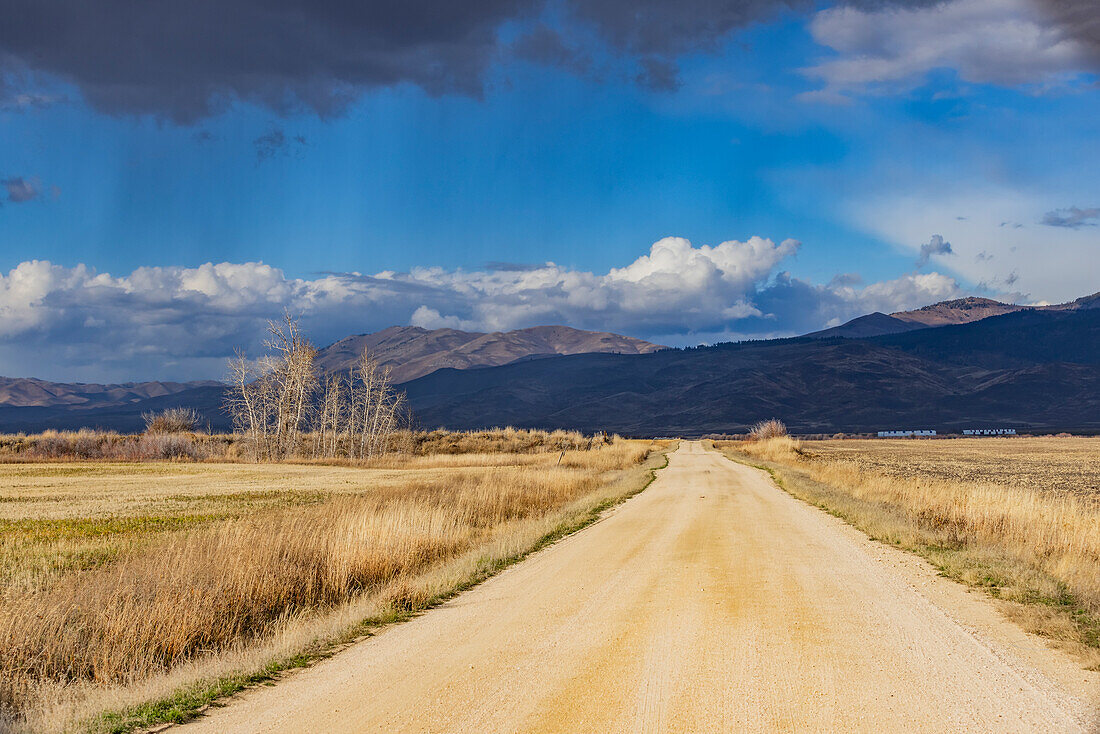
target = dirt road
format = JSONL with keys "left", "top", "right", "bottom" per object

{"left": 183, "top": 442, "right": 1098, "bottom": 733}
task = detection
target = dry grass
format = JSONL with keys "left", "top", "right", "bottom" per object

{"left": 397, "top": 427, "right": 602, "bottom": 455}
{"left": 720, "top": 437, "right": 1100, "bottom": 664}
{"left": 735, "top": 434, "right": 804, "bottom": 463}
{"left": 0, "top": 439, "right": 662, "bottom": 733}
{"left": 804, "top": 436, "right": 1100, "bottom": 497}
{"left": 0, "top": 431, "right": 230, "bottom": 463}
{"left": 0, "top": 427, "right": 600, "bottom": 464}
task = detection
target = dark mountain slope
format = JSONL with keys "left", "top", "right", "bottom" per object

{"left": 2, "top": 307, "right": 1096, "bottom": 435}
{"left": 806, "top": 312, "right": 925, "bottom": 339}
{"left": 806, "top": 292, "right": 1100, "bottom": 339}
{"left": 871, "top": 308, "right": 1100, "bottom": 367}
{"left": 401, "top": 309, "right": 1100, "bottom": 435}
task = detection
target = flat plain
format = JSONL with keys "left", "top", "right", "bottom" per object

{"left": 182, "top": 443, "right": 1099, "bottom": 734}
{"left": 0, "top": 438, "right": 661, "bottom": 733}
{"left": 3, "top": 434, "right": 1098, "bottom": 734}
{"left": 803, "top": 437, "right": 1100, "bottom": 496}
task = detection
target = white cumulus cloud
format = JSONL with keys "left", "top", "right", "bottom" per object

{"left": 0, "top": 236, "right": 971, "bottom": 381}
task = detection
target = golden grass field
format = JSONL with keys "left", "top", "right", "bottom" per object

{"left": 0, "top": 435, "right": 665, "bottom": 734}
{"left": 720, "top": 436, "right": 1100, "bottom": 666}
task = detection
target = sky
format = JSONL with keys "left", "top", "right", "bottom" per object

{"left": 1, "top": 0, "right": 1098, "bottom": 382}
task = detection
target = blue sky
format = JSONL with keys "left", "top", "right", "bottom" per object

{"left": 1, "top": 0, "right": 1098, "bottom": 381}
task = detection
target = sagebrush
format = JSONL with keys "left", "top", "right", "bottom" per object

{"left": 748, "top": 418, "right": 787, "bottom": 441}
{"left": 142, "top": 407, "right": 201, "bottom": 434}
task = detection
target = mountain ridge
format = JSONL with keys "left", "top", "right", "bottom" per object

{"left": 0, "top": 325, "right": 665, "bottom": 423}
{"left": 0, "top": 376, "right": 222, "bottom": 409}
{"left": 399, "top": 307, "right": 1100, "bottom": 435}
{"left": 807, "top": 291, "right": 1100, "bottom": 339}
{"left": 2, "top": 296, "right": 1098, "bottom": 434}
{"left": 314, "top": 324, "right": 665, "bottom": 383}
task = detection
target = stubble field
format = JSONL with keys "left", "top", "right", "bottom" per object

{"left": 804, "top": 437, "right": 1100, "bottom": 497}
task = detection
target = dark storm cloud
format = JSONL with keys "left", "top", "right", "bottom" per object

{"left": 0, "top": 0, "right": 947, "bottom": 123}
{"left": 1034, "top": 0, "right": 1100, "bottom": 62}
{"left": 636, "top": 57, "right": 682, "bottom": 92}
{"left": 0, "top": 0, "right": 534, "bottom": 122}
{"left": 570, "top": 0, "right": 803, "bottom": 56}
{"left": 512, "top": 25, "right": 591, "bottom": 73}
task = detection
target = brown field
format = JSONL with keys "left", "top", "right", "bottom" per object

{"left": 0, "top": 435, "right": 666, "bottom": 734}
{"left": 719, "top": 436, "right": 1100, "bottom": 665}
{"left": 804, "top": 437, "right": 1100, "bottom": 497}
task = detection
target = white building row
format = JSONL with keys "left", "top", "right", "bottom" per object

{"left": 962, "top": 428, "right": 1017, "bottom": 435}
{"left": 876, "top": 430, "right": 937, "bottom": 438}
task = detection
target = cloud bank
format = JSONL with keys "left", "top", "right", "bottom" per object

{"left": 8, "top": 0, "right": 1094, "bottom": 121}
{"left": 0, "top": 236, "right": 966, "bottom": 381}
{"left": 0, "top": 0, "right": 794, "bottom": 121}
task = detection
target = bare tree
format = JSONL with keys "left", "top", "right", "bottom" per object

{"left": 225, "top": 313, "right": 407, "bottom": 461}
{"left": 346, "top": 351, "right": 405, "bottom": 459}
{"left": 226, "top": 350, "right": 273, "bottom": 457}
{"left": 265, "top": 313, "right": 318, "bottom": 457}
{"left": 225, "top": 312, "right": 318, "bottom": 460}
{"left": 315, "top": 371, "right": 345, "bottom": 458}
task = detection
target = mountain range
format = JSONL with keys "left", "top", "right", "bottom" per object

{"left": 808, "top": 293, "right": 1100, "bottom": 339}
{"left": 0, "top": 326, "right": 663, "bottom": 432}
{"left": 315, "top": 325, "right": 663, "bottom": 383}
{"left": 401, "top": 307, "right": 1100, "bottom": 435}
{"left": 1, "top": 293, "right": 1097, "bottom": 435}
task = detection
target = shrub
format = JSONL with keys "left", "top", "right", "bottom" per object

{"left": 748, "top": 418, "right": 788, "bottom": 441}
{"left": 143, "top": 407, "right": 201, "bottom": 434}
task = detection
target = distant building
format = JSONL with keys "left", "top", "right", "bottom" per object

{"left": 876, "top": 430, "right": 937, "bottom": 438}
{"left": 962, "top": 428, "right": 1017, "bottom": 436}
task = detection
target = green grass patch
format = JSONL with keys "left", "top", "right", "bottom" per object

{"left": 0, "top": 514, "right": 215, "bottom": 543}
